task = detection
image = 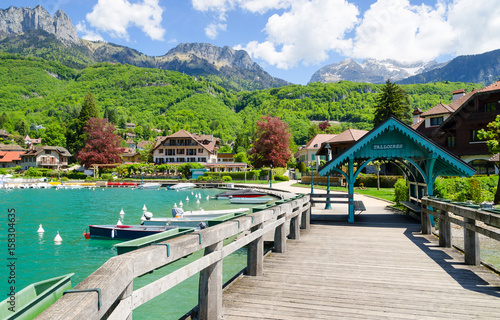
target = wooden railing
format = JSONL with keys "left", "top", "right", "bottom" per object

{"left": 36, "top": 193, "right": 310, "bottom": 320}
{"left": 421, "top": 197, "right": 500, "bottom": 266}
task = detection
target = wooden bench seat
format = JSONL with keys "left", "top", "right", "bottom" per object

{"left": 400, "top": 201, "right": 421, "bottom": 213}
{"left": 353, "top": 201, "right": 366, "bottom": 215}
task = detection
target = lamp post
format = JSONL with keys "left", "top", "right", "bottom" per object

{"left": 141, "top": 171, "right": 145, "bottom": 184}
{"left": 324, "top": 143, "right": 332, "bottom": 209}
{"left": 269, "top": 164, "right": 273, "bottom": 188}
{"left": 310, "top": 164, "right": 314, "bottom": 194}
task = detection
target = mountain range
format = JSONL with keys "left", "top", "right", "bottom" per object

{"left": 1, "top": 5, "right": 500, "bottom": 89}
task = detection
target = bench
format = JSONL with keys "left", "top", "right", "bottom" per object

{"left": 400, "top": 201, "right": 421, "bottom": 213}
{"left": 353, "top": 201, "right": 366, "bottom": 215}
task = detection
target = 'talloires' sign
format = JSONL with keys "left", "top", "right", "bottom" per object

{"left": 371, "top": 143, "right": 404, "bottom": 150}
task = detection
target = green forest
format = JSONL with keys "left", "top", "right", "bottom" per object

{"left": 0, "top": 52, "right": 480, "bottom": 152}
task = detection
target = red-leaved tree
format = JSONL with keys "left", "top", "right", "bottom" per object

{"left": 77, "top": 117, "right": 123, "bottom": 168}
{"left": 319, "top": 120, "right": 331, "bottom": 131}
{"left": 249, "top": 116, "right": 291, "bottom": 168}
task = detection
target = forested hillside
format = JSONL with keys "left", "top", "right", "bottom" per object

{"left": 0, "top": 53, "right": 479, "bottom": 149}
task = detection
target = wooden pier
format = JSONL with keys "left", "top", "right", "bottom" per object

{"left": 222, "top": 196, "right": 500, "bottom": 319}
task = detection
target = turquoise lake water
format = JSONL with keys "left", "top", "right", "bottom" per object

{"left": 0, "top": 187, "right": 260, "bottom": 319}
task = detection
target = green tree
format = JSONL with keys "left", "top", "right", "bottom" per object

{"left": 0, "top": 113, "right": 8, "bottom": 128}
{"left": 78, "top": 92, "right": 99, "bottom": 123}
{"left": 66, "top": 92, "right": 100, "bottom": 155}
{"left": 234, "top": 152, "right": 249, "bottom": 163}
{"left": 478, "top": 114, "right": 500, "bottom": 203}
{"left": 42, "top": 123, "right": 67, "bottom": 147}
{"left": 373, "top": 79, "right": 412, "bottom": 126}
{"left": 139, "top": 142, "right": 154, "bottom": 163}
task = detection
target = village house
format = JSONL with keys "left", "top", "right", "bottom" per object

{"left": 0, "top": 129, "right": 10, "bottom": 140}
{"left": 24, "top": 134, "right": 42, "bottom": 148}
{"left": 152, "top": 130, "right": 220, "bottom": 164}
{"left": 0, "top": 144, "right": 25, "bottom": 168}
{"left": 120, "top": 147, "right": 141, "bottom": 163}
{"left": 295, "top": 134, "right": 337, "bottom": 167}
{"left": 413, "top": 82, "right": 500, "bottom": 174}
{"left": 125, "top": 123, "right": 135, "bottom": 130}
{"left": 20, "top": 146, "right": 71, "bottom": 170}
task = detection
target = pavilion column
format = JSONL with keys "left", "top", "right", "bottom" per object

{"left": 348, "top": 157, "right": 355, "bottom": 223}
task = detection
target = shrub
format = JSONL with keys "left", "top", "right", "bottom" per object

{"left": 274, "top": 174, "right": 289, "bottom": 181}
{"left": 222, "top": 176, "right": 232, "bottom": 181}
{"left": 24, "top": 167, "right": 42, "bottom": 177}
{"left": 101, "top": 173, "right": 113, "bottom": 181}
{"left": 355, "top": 174, "right": 402, "bottom": 188}
{"left": 394, "top": 179, "right": 409, "bottom": 204}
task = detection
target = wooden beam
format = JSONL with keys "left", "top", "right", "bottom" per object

{"left": 198, "top": 241, "right": 223, "bottom": 320}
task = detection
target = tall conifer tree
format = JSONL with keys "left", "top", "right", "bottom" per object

{"left": 373, "top": 79, "right": 412, "bottom": 126}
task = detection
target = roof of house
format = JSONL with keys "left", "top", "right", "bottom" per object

{"left": 21, "top": 146, "right": 71, "bottom": 157}
{"left": 420, "top": 102, "right": 455, "bottom": 117}
{"left": 327, "top": 129, "right": 368, "bottom": 144}
{"left": 0, "top": 144, "right": 25, "bottom": 151}
{"left": 0, "top": 129, "right": 10, "bottom": 136}
{"left": 126, "top": 139, "right": 135, "bottom": 144}
{"left": 153, "top": 130, "right": 220, "bottom": 153}
{"left": 0, "top": 151, "right": 24, "bottom": 163}
{"left": 137, "top": 140, "right": 153, "bottom": 148}
{"left": 300, "top": 134, "right": 337, "bottom": 151}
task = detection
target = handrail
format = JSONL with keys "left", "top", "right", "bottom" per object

{"left": 421, "top": 197, "right": 500, "bottom": 266}
{"left": 36, "top": 193, "right": 310, "bottom": 320}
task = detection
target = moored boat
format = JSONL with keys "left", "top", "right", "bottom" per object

{"left": 229, "top": 197, "right": 273, "bottom": 204}
{"left": 137, "top": 182, "right": 161, "bottom": 189}
{"left": 169, "top": 182, "right": 196, "bottom": 190}
{"left": 0, "top": 273, "right": 74, "bottom": 320}
{"left": 214, "top": 189, "right": 267, "bottom": 199}
{"left": 88, "top": 224, "right": 177, "bottom": 239}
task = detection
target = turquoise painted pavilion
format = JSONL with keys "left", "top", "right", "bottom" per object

{"left": 318, "top": 116, "right": 475, "bottom": 223}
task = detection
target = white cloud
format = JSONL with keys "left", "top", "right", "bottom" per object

{"left": 86, "top": 0, "right": 165, "bottom": 41}
{"left": 237, "top": 0, "right": 359, "bottom": 69}
{"left": 205, "top": 22, "right": 227, "bottom": 39}
{"left": 76, "top": 21, "right": 104, "bottom": 41}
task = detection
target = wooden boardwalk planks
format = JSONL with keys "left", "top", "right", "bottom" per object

{"left": 222, "top": 211, "right": 500, "bottom": 319}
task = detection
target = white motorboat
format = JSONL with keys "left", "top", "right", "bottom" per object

{"left": 141, "top": 207, "right": 249, "bottom": 221}
{"left": 230, "top": 197, "right": 273, "bottom": 204}
{"left": 137, "top": 182, "right": 161, "bottom": 189}
{"left": 169, "top": 183, "right": 196, "bottom": 190}
{"left": 56, "top": 184, "right": 84, "bottom": 189}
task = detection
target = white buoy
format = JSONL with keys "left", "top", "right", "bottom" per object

{"left": 143, "top": 204, "right": 147, "bottom": 211}
{"left": 198, "top": 193, "right": 201, "bottom": 198}
{"left": 37, "top": 224, "right": 45, "bottom": 233}
{"left": 174, "top": 203, "right": 178, "bottom": 208}
{"left": 186, "top": 196, "right": 189, "bottom": 202}
{"left": 179, "top": 200, "right": 183, "bottom": 207}
{"left": 196, "top": 199, "right": 200, "bottom": 204}
{"left": 119, "top": 208, "right": 125, "bottom": 215}
{"left": 54, "top": 231, "right": 62, "bottom": 242}
{"left": 206, "top": 195, "right": 210, "bottom": 200}
{"left": 191, "top": 191, "right": 194, "bottom": 195}
{"left": 117, "top": 219, "right": 123, "bottom": 226}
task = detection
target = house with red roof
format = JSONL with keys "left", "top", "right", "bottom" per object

{"left": 0, "top": 144, "right": 25, "bottom": 168}
{"left": 295, "top": 134, "right": 337, "bottom": 167}
{"left": 413, "top": 82, "right": 500, "bottom": 174}
{"left": 152, "top": 130, "right": 220, "bottom": 164}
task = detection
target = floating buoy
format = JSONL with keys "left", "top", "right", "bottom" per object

{"left": 196, "top": 199, "right": 200, "bottom": 204}
{"left": 198, "top": 193, "right": 201, "bottom": 198}
{"left": 174, "top": 203, "right": 177, "bottom": 208}
{"left": 119, "top": 208, "right": 125, "bottom": 215}
{"left": 191, "top": 191, "right": 194, "bottom": 195}
{"left": 54, "top": 231, "right": 62, "bottom": 242}
{"left": 83, "top": 232, "right": 90, "bottom": 239}
{"left": 117, "top": 219, "right": 123, "bottom": 226}
{"left": 179, "top": 200, "right": 183, "bottom": 207}
{"left": 37, "top": 224, "right": 44, "bottom": 233}
{"left": 143, "top": 204, "right": 147, "bottom": 211}
{"left": 186, "top": 196, "right": 189, "bottom": 202}
{"left": 206, "top": 195, "right": 210, "bottom": 200}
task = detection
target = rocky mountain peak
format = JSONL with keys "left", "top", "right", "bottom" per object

{"left": 0, "top": 5, "right": 79, "bottom": 44}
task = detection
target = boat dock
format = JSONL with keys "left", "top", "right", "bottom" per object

{"left": 35, "top": 182, "right": 500, "bottom": 319}
{"left": 221, "top": 193, "right": 500, "bottom": 319}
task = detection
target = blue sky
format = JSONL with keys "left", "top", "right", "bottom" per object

{"left": 5, "top": 0, "right": 500, "bottom": 84}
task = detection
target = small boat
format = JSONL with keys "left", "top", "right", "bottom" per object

{"left": 88, "top": 224, "right": 177, "bottom": 240}
{"left": 0, "top": 273, "right": 74, "bottom": 320}
{"left": 230, "top": 197, "right": 273, "bottom": 204}
{"left": 169, "top": 182, "right": 196, "bottom": 190}
{"left": 56, "top": 184, "right": 84, "bottom": 189}
{"left": 142, "top": 211, "right": 248, "bottom": 228}
{"left": 137, "top": 182, "right": 161, "bottom": 189}
{"left": 142, "top": 207, "right": 249, "bottom": 220}
{"left": 214, "top": 189, "right": 267, "bottom": 199}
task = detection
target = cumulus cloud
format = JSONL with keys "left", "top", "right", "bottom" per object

{"left": 237, "top": 0, "right": 359, "bottom": 69}
{"left": 76, "top": 21, "right": 104, "bottom": 41}
{"left": 86, "top": 0, "right": 165, "bottom": 41}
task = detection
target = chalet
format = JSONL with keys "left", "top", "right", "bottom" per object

{"left": 317, "top": 129, "right": 368, "bottom": 158}
{"left": 137, "top": 140, "right": 153, "bottom": 151}
{"left": 24, "top": 135, "right": 42, "bottom": 148}
{"left": 0, "top": 129, "right": 10, "bottom": 140}
{"left": 126, "top": 139, "right": 136, "bottom": 151}
{"left": 413, "top": 82, "right": 500, "bottom": 174}
{"left": 295, "top": 134, "right": 337, "bottom": 167}
{"left": 152, "top": 130, "right": 220, "bottom": 164}
{"left": 125, "top": 123, "right": 136, "bottom": 130}
{"left": 20, "top": 146, "right": 71, "bottom": 170}
{"left": 120, "top": 147, "right": 141, "bottom": 163}
{"left": 0, "top": 144, "right": 25, "bottom": 168}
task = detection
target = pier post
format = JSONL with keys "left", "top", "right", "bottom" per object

{"left": 300, "top": 199, "right": 310, "bottom": 230}
{"left": 464, "top": 217, "right": 480, "bottom": 265}
{"left": 198, "top": 241, "right": 223, "bottom": 320}
{"left": 247, "top": 222, "right": 264, "bottom": 276}
{"left": 273, "top": 207, "right": 287, "bottom": 253}
{"left": 289, "top": 215, "right": 300, "bottom": 240}
{"left": 421, "top": 203, "right": 432, "bottom": 234}
{"left": 438, "top": 209, "right": 451, "bottom": 248}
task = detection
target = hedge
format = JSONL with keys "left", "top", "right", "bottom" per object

{"left": 354, "top": 174, "right": 402, "bottom": 188}
{"left": 204, "top": 170, "right": 261, "bottom": 180}
{"left": 433, "top": 175, "right": 498, "bottom": 203}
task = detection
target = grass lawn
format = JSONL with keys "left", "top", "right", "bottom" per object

{"left": 291, "top": 182, "right": 395, "bottom": 202}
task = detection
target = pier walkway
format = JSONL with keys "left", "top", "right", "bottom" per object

{"left": 222, "top": 183, "right": 500, "bottom": 319}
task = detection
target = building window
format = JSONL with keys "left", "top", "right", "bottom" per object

{"left": 167, "top": 149, "right": 175, "bottom": 155}
{"left": 45, "top": 150, "right": 51, "bottom": 155}
{"left": 470, "top": 130, "right": 483, "bottom": 143}
{"left": 198, "top": 148, "right": 203, "bottom": 153}
{"left": 177, "top": 149, "right": 185, "bottom": 154}
{"left": 446, "top": 136, "right": 455, "bottom": 147}
{"left": 482, "top": 101, "right": 499, "bottom": 112}
{"left": 470, "top": 160, "right": 495, "bottom": 175}
{"left": 159, "top": 149, "right": 163, "bottom": 154}
{"left": 430, "top": 116, "right": 443, "bottom": 126}
{"left": 311, "top": 154, "right": 315, "bottom": 161}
